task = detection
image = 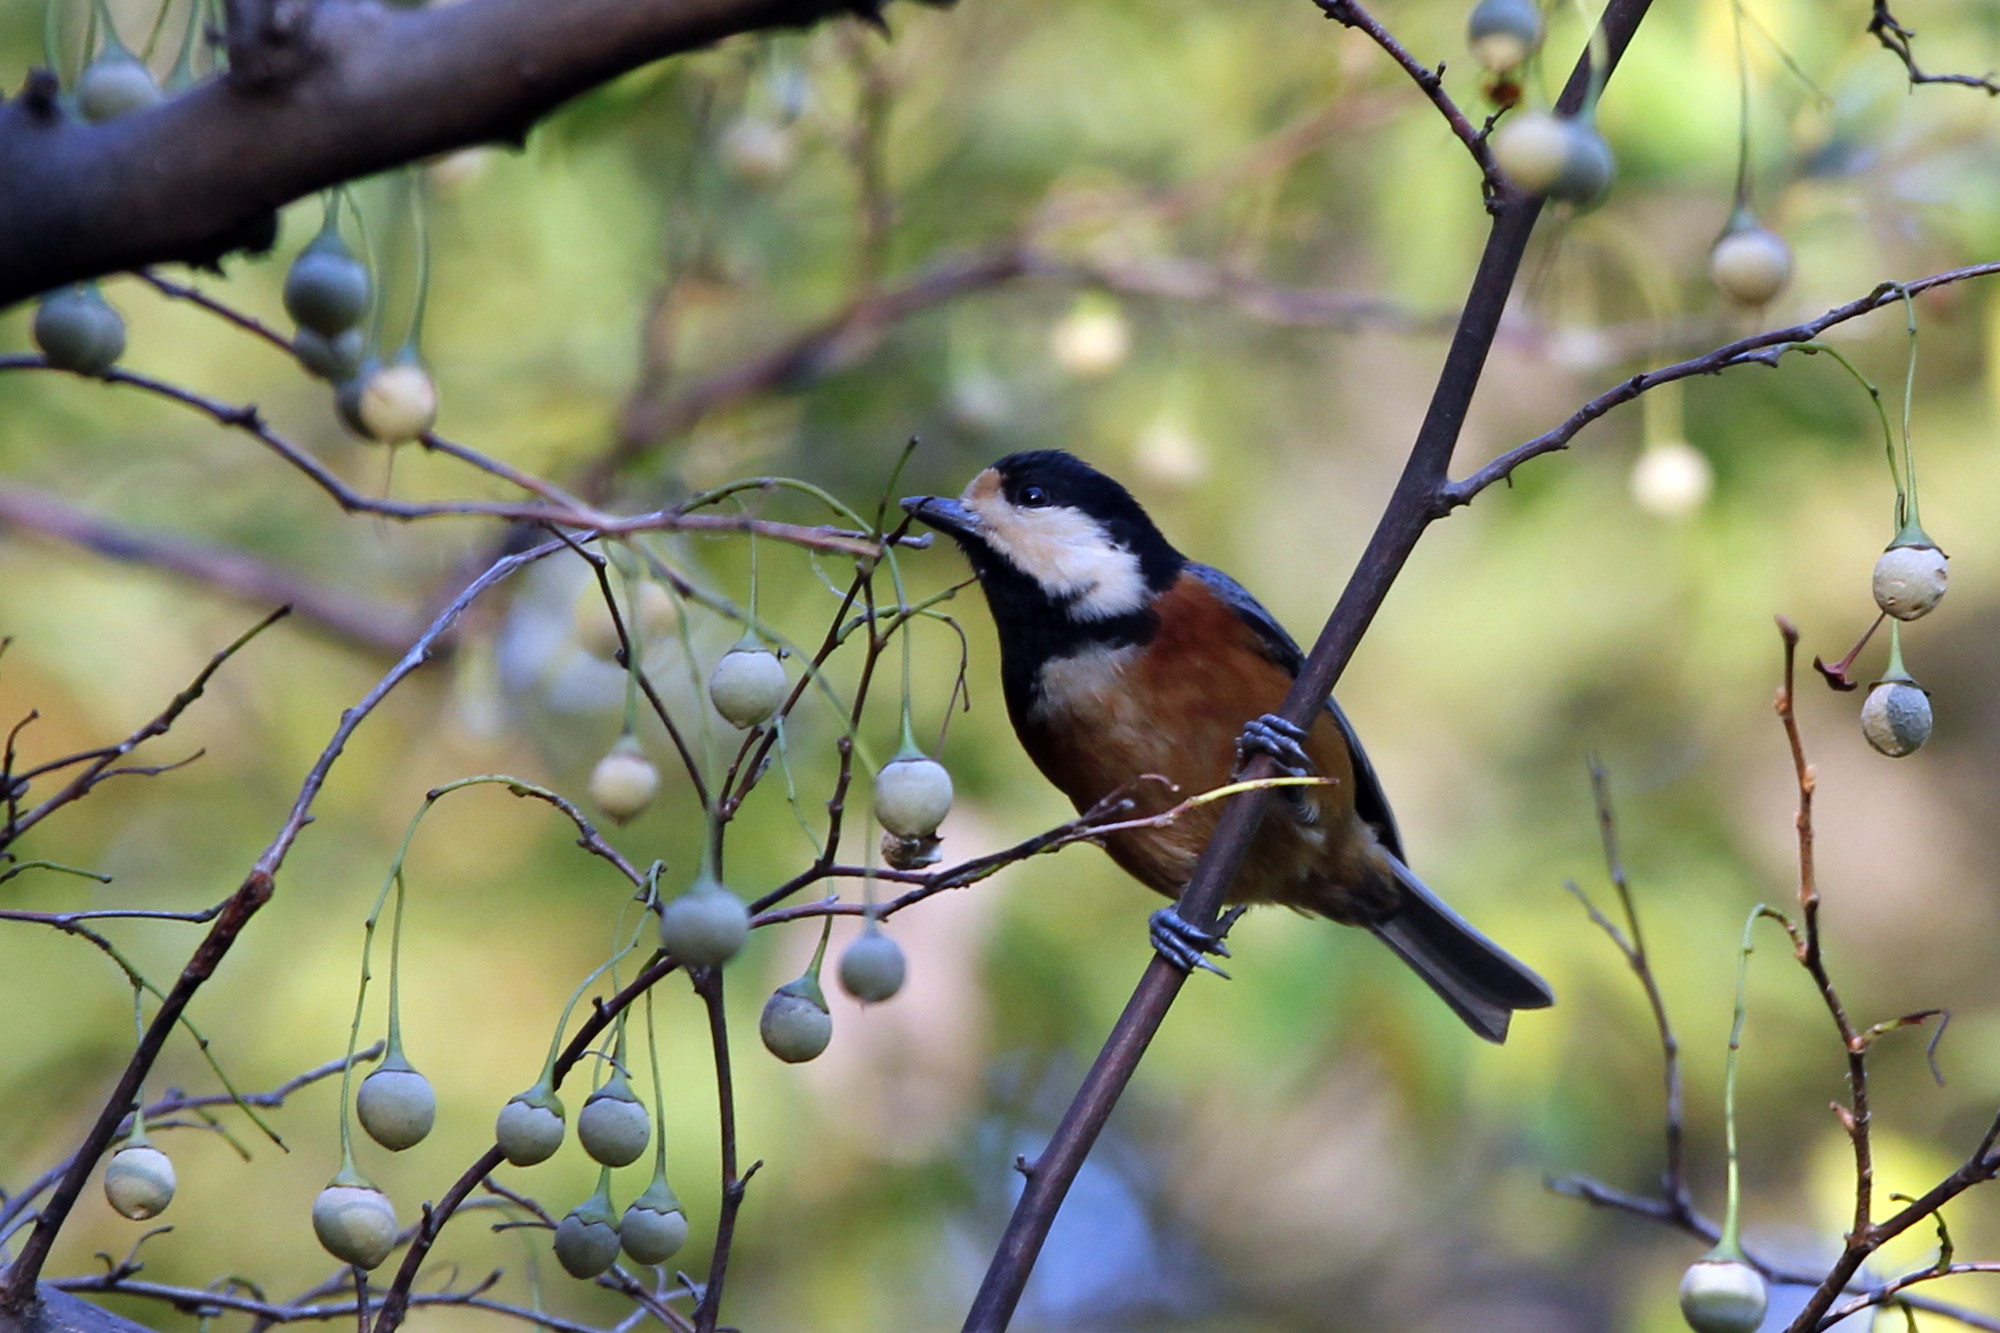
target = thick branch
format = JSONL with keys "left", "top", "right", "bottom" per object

{"left": 0, "top": 0, "right": 880, "bottom": 308}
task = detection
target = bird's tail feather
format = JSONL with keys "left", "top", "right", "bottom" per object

{"left": 1369, "top": 856, "right": 1554, "bottom": 1044}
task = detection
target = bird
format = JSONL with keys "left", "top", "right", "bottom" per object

{"left": 902, "top": 449, "right": 1553, "bottom": 1042}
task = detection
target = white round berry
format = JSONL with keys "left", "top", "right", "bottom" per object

{"left": 357, "top": 1066, "right": 436, "bottom": 1152}
{"left": 312, "top": 1182, "right": 399, "bottom": 1270}
{"left": 1678, "top": 1256, "right": 1768, "bottom": 1333}
{"left": 103, "top": 1144, "right": 175, "bottom": 1220}
{"left": 1710, "top": 226, "right": 1793, "bottom": 307}
{"left": 495, "top": 1090, "right": 566, "bottom": 1165}
{"left": 873, "top": 756, "right": 954, "bottom": 839}
{"left": 589, "top": 743, "right": 660, "bottom": 823}
{"left": 1872, "top": 544, "right": 1948, "bottom": 621}
{"left": 708, "top": 649, "right": 788, "bottom": 728}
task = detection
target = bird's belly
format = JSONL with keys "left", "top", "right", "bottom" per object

{"left": 1021, "top": 644, "right": 1344, "bottom": 902}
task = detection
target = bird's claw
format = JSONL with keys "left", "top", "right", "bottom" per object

{"left": 1235, "top": 714, "right": 1313, "bottom": 781}
{"left": 1149, "top": 905, "right": 1246, "bottom": 978}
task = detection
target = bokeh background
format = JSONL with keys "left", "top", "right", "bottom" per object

{"left": 6, "top": 0, "right": 2000, "bottom": 1328}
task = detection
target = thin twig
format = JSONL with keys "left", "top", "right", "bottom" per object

{"left": 1867, "top": 1, "right": 2000, "bottom": 95}
{"left": 1314, "top": 0, "right": 1504, "bottom": 202}
{"left": 1441, "top": 265, "right": 2000, "bottom": 508}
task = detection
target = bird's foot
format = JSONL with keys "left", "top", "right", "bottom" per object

{"left": 1235, "top": 714, "right": 1313, "bottom": 780}
{"left": 1236, "top": 714, "right": 1318, "bottom": 819}
{"left": 1149, "top": 905, "right": 1247, "bottom": 978}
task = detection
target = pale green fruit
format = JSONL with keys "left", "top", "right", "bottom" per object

{"left": 553, "top": 1201, "right": 621, "bottom": 1279}
{"left": 295, "top": 327, "right": 366, "bottom": 381}
{"left": 577, "top": 1076, "right": 650, "bottom": 1167}
{"left": 658, "top": 882, "right": 750, "bottom": 967}
{"left": 352, "top": 362, "right": 438, "bottom": 443}
{"left": 874, "top": 756, "right": 953, "bottom": 839}
{"left": 284, "top": 234, "right": 371, "bottom": 336}
{"left": 1629, "top": 440, "right": 1713, "bottom": 519}
{"left": 1467, "top": 0, "right": 1542, "bottom": 71}
{"left": 1710, "top": 224, "right": 1793, "bottom": 307}
{"left": 76, "top": 53, "right": 162, "bottom": 122}
{"left": 838, "top": 928, "right": 906, "bottom": 1003}
{"left": 1862, "top": 680, "right": 1932, "bottom": 757}
{"left": 495, "top": 1088, "right": 566, "bottom": 1165}
{"left": 760, "top": 978, "right": 832, "bottom": 1063}
{"left": 1873, "top": 545, "right": 1948, "bottom": 621}
{"left": 708, "top": 649, "right": 788, "bottom": 728}
{"left": 589, "top": 741, "right": 660, "bottom": 823}
{"left": 620, "top": 1183, "right": 689, "bottom": 1265}
{"left": 34, "top": 285, "right": 126, "bottom": 375}
{"left": 312, "top": 1182, "right": 398, "bottom": 1270}
{"left": 357, "top": 1064, "right": 436, "bottom": 1152}
{"left": 104, "top": 1144, "right": 175, "bottom": 1219}
{"left": 1493, "top": 111, "right": 1613, "bottom": 205}
{"left": 1678, "top": 1256, "right": 1767, "bottom": 1333}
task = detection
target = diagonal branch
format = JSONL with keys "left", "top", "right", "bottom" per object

{"left": 959, "top": 0, "right": 1658, "bottom": 1325}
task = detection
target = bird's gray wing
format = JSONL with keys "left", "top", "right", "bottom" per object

{"left": 1186, "top": 562, "right": 1404, "bottom": 860}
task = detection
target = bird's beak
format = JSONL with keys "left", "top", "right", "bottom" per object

{"left": 900, "top": 494, "right": 982, "bottom": 543}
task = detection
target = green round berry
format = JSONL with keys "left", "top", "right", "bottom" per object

{"left": 760, "top": 980, "right": 832, "bottom": 1063}
{"left": 34, "top": 285, "right": 126, "bottom": 375}
{"left": 1678, "top": 1256, "right": 1767, "bottom": 1333}
{"left": 708, "top": 648, "right": 788, "bottom": 728}
{"left": 577, "top": 1077, "right": 651, "bottom": 1167}
{"left": 284, "top": 235, "right": 370, "bottom": 336}
{"left": 357, "top": 1064, "right": 436, "bottom": 1152}
{"left": 658, "top": 882, "right": 750, "bottom": 968}
{"left": 76, "top": 52, "right": 162, "bottom": 123}
{"left": 838, "top": 928, "right": 906, "bottom": 1003}
{"left": 495, "top": 1087, "right": 566, "bottom": 1165}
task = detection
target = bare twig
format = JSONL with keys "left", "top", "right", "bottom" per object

{"left": 2, "top": 607, "right": 288, "bottom": 853}
{"left": 0, "top": 358, "right": 891, "bottom": 561}
{"left": 1314, "top": 0, "right": 1503, "bottom": 201}
{"left": 1442, "top": 266, "right": 2000, "bottom": 508}
{"left": 0, "top": 485, "right": 421, "bottom": 656}
{"left": 1868, "top": 2, "right": 2000, "bottom": 95}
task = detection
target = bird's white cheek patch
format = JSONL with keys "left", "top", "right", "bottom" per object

{"left": 962, "top": 474, "right": 1149, "bottom": 621}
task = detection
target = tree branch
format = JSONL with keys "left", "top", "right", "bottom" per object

{"left": 0, "top": 0, "right": 896, "bottom": 307}
{"left": 959, "top": 0, "right": 1657, "bottom": 1325}
{"left": 0, "top": 485, "right": 421, "bottom": 657}
{"left": 1868, "top": 2, "right": 2000, "bottom": 95}
{"left": 1442, "top": 265, "right": 2000, "bottom": 507}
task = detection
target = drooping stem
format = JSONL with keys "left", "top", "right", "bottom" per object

{"left": 1729, "top": 0, "right": 1752, "bottom": 211}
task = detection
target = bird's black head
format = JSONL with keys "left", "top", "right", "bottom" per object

{"left": 900, "top": 451, "right": 1185, "bottom": 623}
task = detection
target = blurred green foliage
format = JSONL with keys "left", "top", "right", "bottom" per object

{"left": 7, "top": 0, "right": 2000, "bottom": 1329}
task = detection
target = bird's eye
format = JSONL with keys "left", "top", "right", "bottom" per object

{"left": 1018, "top": 485, "right": 1051, "bottom": 508}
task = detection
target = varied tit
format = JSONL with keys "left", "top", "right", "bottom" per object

{"left": 903, "top": 450, "right": 1552, "bottom": 1042}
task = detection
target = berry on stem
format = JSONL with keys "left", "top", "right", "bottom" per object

{"left": 34, "top": 284, "right": 126, "bottom": 376}
{"left": 495, "top": 1082, "right": 566, "bottom": 1165}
